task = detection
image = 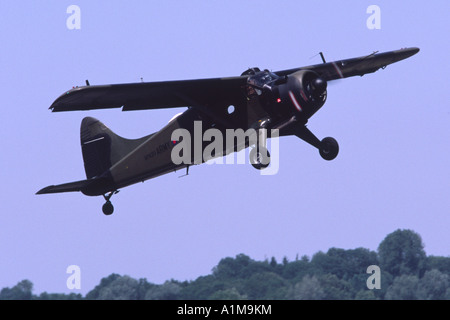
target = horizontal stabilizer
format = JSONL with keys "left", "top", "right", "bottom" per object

{"left": 37, "top": 176, "right": 115, "bottom": 196}
{"left": 36, "top": 180, "right": 91, "bottom": 195}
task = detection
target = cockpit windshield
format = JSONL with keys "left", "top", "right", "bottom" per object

{"left": 247, "top": 70, "right": 279, "bottom": 89}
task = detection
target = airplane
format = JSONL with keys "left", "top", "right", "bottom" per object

{"left": 37, "top": 47, "right": 419, "bottom": 215}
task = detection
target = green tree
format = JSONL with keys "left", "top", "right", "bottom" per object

{"left": 85, "top": 274, "right": 144, "bottom": 300}
{"left": 179, "top": 275, "right": 225, "bottom": 300}
{"left": 243, "top": 272, "right": 287, "bottom": 299}
{"left": 281, "top": 255, "right": 310, "bottom": 281}
{"left": 417, "top": 269, "right": 450, "bottom": 300}
{"left": 85, "top": 273, "right": 121, "bottom": 299}
{"left": 208, "top": 287, "right": 247, "bottom": 300}
{"left": 136, "top": 278, "right": 154, "bottom": 300}
{"left": 145, "top": 281, "right": 181, "bottom": 300}
{"left": 37, "top": 292, "right": 83, "bottom": 300}
{"left": 385, "top": 275, "right": 419, "bottom": 300}
{"left": 354, "top": 290, "right": 377, "bottom": 300}
{"left": 0, "top": 280, "right": 33, "bottom": 300}
{"left": 293, "top": 275, "right": 325, "bottom": 300}
{"left": 427, "top": 256, "right": 450, "bottom": 275}
{"left": 213, "top": 254, "right": 253, "bottom": 279}
{"left": 212, "top": 254, "right": 273, "bottom": 280}
{"left": 311, "top": 248, "right": 378, "bottom": 282}
{"left": 318, "top": 274, "right": 353, "bottom": 299}
{"left": 378, "top": 229, "right": 427, "bottom": 277}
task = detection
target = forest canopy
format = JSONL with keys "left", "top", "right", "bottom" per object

{"left": 1, "top": 229, "right": 449, "bottom": 300}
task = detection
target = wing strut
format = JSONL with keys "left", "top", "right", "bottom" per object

{"left": 178, "top": 165, "right": 190, "bottom": 178}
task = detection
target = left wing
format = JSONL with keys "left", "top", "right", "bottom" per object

{"left": 50, "top": 76, "right": 248, "bottom": 112}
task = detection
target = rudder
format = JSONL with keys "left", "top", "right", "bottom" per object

{"left": 80, "top": 117, "right": 152, "bottom": 179}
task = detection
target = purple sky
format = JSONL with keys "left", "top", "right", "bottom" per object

{"left": 0, "top": 1, "right": 448, "bottom": 295}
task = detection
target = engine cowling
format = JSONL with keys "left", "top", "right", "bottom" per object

{"left": 275, "top": 70, "right": 327, "bottom": 121}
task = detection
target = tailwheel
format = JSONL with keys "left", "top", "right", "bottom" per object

{"left": 102, "top": 191, "right": 118, "bottom": 215}
{"left": 102, "top": 201, "right": 114, "bottom": 215}
{"left": 250, "top": 146, "right": 271, "bottom": 170}
{"left": 319, "top": 137, "right": 339, "bottom": 161}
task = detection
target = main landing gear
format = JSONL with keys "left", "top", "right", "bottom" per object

{"left": 102, "top": 190, "right": 119, "bottom": 215}
{"left": 250, "top": 120, "right": 271, "bottom": 170}
{"left": 319, "top": 137, "right": 339, "bottom": 161}
{"left": 250, "top": 146, "right": 271, "bottom": 170}
{"left": 294, "top": 125, "right": 339, "bottom": 161}
{"left": 249, "top": 122, "right": 339, "bottom": 170}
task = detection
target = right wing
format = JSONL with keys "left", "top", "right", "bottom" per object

{"left": 275, "top": 47, "right": 420, "bottom": 81}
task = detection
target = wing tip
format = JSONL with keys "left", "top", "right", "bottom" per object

{"left": 402, "top": 47, "right": 420, "bottom": 58}
{"left": 36, "top": 185, "right": 58, "bottom": 195}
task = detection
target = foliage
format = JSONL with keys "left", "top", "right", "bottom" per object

{"left": 416, "top": 269, "right": 450, "bottom": 300}
{"left": 384, "top": 274, "right": 420, "bottom": 300}
{"left": 0, "top": 280, "right": 33, "bottom": 300}
{"left": 1, "top": 229, "right": 449, "bottom": 300}
{"left": 378, "top": 229, "right": 427, "bottom": 277}
{"left": 292, "top": 275, "right": 324, "bottom": 300}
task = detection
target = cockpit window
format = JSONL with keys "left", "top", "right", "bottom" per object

{"left": 247, "top": 71, "right": 279, "bottom": 89}
{"left": 241, "top": 67, "right": 261, "bottom": 76}
{"left": 245, "top": 71, "right": 279, "bottom": 97}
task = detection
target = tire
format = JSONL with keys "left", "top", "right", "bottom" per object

{"left": 102, "top": 201, "right": 114, "bottom": 215}
{"left": 319, "top": 137, "right": 339, "bottom": 161}
{"left": 250, "top": 146, "right": 271, "bottom": 170}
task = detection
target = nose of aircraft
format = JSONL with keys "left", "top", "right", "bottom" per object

{"left": 312, "top": 77, "right": 327, "bottom": 95}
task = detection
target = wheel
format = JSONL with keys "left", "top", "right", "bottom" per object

{"left": 250, "top": 146, "right": 270, "bottom": 170}
{"left": 319, "top": 137, "right": 339, "bottom": 161}
{"left": 102, "top": 201, "right": 114, "bottom": 215}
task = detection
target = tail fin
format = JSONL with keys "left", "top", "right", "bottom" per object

{"left": 80, "top": 117, "right": 152, "bottom": 179}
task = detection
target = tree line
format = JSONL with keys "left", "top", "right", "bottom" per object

{"left": 1, "top": 229, "right": 449, "bottom": 300}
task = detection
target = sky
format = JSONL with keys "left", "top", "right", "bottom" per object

{"left": 0, "top": 1, "right": 448, "bottom": 295}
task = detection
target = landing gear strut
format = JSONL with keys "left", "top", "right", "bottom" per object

{"left": 102, "top": 191, "right": 118, "bottom": 215}
{"left": 250, "top": 121, "right": 271, "bottom": 170}
{"left": 294, "top": 125, "right": 339, "bottom": 161}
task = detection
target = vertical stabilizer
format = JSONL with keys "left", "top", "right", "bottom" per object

{"left": 80, "top": 117, "right": 152, "bottom": 179}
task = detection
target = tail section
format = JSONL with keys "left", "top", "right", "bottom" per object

{"left": 80, "top": 117, "right": 152, "bottom": 179}
{"left": 36, "top": 179, "right": 92, "bottom": 194}
{"left": 37, "top": 117, "right": 153, "bottom": 197}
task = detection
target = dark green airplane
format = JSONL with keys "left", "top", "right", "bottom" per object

{"left": 37, "top": 47, "right": 419, "bottom": 215}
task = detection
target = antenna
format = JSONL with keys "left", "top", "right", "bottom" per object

{"left": 319, "top": 52, "right": 326, "bottom": 63}
{"left": 309, "top": 52, "right": 327, "bottom": 63}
